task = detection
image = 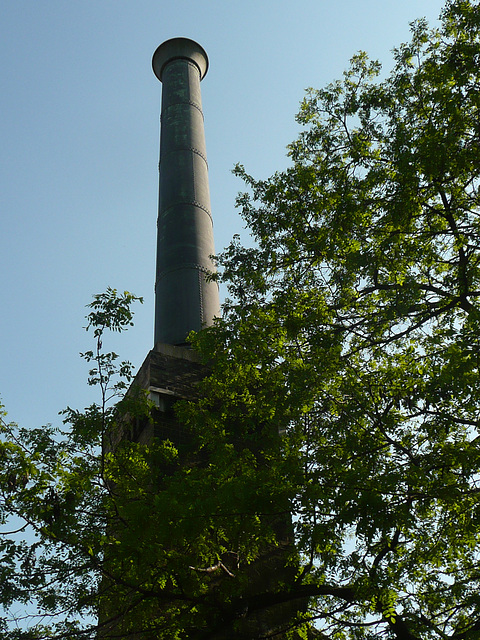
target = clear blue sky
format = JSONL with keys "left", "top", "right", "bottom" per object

{"left": 1, "top": 0, "right": 446, "bottom": 429}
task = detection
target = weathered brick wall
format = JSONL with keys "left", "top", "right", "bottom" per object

{"left": 133, "top": 343, "right": 207, "bottom": 400}
{"left": 104, "top": 344, "right": 306, "bottom": 639}
{"left": 124, "top": 343, "right": 208, "bottom": 446}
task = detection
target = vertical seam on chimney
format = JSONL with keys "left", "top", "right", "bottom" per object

{"left": 198, "top": 269, "right": 204, "bottom": 324}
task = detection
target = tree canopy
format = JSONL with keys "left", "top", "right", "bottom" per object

{"left": 182, "top": 0, "right": 480, "bottom": 635}
{"left": 1, "top": 1, "right": 480, "bottom": 638}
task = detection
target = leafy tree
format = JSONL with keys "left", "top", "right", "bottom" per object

{"left": 0, "top": 288, "right": 143, "bottom": 639}
{"left": 1, "top": 1, "right": 480, "bottom": 638}
{"left": 184, "top": 0, "right": 480, "bottom": 637}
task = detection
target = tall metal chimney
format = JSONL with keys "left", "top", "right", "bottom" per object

{"left": 152, "top": 37, "right": 219, "bottom": 347}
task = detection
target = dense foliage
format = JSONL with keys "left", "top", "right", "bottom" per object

{"left": 1, "top": 1, "right": 479, "bottom": 638}
{"left": 187, "top": 0, "right": 480, "bottom": 636}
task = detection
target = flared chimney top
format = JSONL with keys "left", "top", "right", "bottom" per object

{"left": 152, "top": 37, "right": 209, "bottom": 82}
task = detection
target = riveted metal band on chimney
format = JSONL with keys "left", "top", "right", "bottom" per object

{"left": 152, "top": 37, "right": 219, "bottom": 347}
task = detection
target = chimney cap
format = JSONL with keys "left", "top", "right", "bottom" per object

{"left": 152, "top": 37, "right": 209, "bottom": 82}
